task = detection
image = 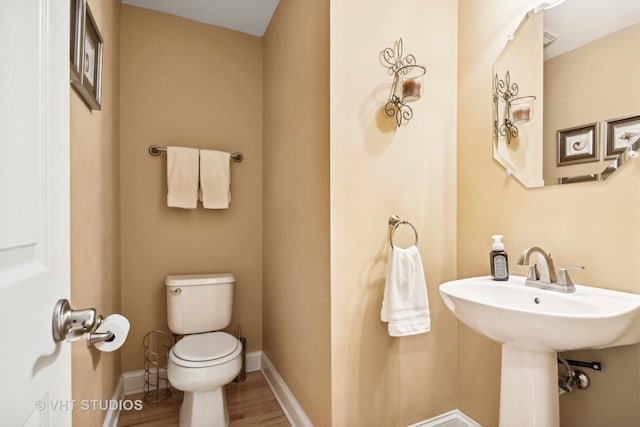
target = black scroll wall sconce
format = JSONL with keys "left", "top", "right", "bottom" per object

{"left": 494, "top": 71, "right": 536, "bottom": 144}
{"left": 380, "top": 38, "right": 427, "bottom": 127}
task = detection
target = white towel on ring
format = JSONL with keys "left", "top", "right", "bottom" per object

{"left": 166, "top": 146, "right": 199, "bottom": 209}
{"left": 199, "top": 149, "right": 231, "bottom": 209}
{"left": 381, "top": 245, "right": 431, "bottom": 336}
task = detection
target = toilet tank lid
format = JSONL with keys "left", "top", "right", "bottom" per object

{"left": 165, "top": 273, "right": 235, "bottom": 287}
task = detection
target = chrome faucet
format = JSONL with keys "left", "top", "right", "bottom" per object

{"left": 518, "top": 246, "right": 582, "bottom": 293}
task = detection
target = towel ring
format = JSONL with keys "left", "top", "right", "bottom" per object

{"left": 388, "top": 215, "right": 419, "bottom": 248}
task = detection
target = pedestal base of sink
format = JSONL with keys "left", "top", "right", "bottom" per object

{"left": 499, "top": 346, "right": 559, "bottom": 427}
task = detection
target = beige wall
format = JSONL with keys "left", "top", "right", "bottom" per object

{"left": 262, "top": 0, "right": 332, "bottom": 425}
{"left": 458, "top": 1, "right": 640, "bottom": 426}
{"left": 119, "top": 6, "right": 263, "bottom": 372}
{"left": 544, "top": 23, "right": 640, "bottom": 181}
{"left": 330, "top": 0, "right": 458, "bottom": 425}
{"left": 70, "top": 0, "right": 121, "bottom": 426}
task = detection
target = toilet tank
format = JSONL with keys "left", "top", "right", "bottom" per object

{"left": 165, "top": 273, "right": 235, "bottom": 335}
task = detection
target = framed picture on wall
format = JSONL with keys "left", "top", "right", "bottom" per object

{"left": 557, "top": 123, "right": 599, "bottom": 166}
{"left": 70, "top": 1, "right": 103, "bottom": 111}
{"left": 70, "top": 0, "right": 84, "bottom": 84}
{"left": 605, "top": 115, "right": 640, "bottom": 159}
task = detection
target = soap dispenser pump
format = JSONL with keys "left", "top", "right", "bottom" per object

{"left": 490, "top": 235, "right": 509, "bottom": 281}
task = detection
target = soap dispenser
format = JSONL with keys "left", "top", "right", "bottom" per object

{"left": 490, "top": 235, "right": 509, "bottom": 281}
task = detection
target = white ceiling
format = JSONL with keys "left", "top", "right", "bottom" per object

{"left": 544, "top": 0, "right": 640, "bottom": 59}
{"left": 121, "top": 0, "right": 280, "bottom": 37}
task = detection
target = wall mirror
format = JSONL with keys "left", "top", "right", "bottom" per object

{"left": 493, "top": 0, "right": 640, "bottom": 187}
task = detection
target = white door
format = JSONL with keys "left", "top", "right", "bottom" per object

{"left": 0, "top": 0, "right": 71, "bottom": 426}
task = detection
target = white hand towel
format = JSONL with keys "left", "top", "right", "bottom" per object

{"left": 166, "top": 146, "right": 199, "bottom": 209}
{"left": 381, "top": 245, "right": 431, "bottom": 337}
{"left": 199, "top": 149, "right": 231, "bottom": 209}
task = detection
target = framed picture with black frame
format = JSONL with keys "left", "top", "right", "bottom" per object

{"left": 557, "top": 123, "right": 599, "bottom": 166}
{"left": 70, "top": 0, "right": 103, "bottom": 111}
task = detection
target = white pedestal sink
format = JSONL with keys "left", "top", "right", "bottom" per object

{"left": 440, "top": 276, "right": 640, "bottom": 427}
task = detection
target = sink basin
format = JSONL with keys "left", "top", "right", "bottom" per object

{"left": 439, "top": 276, "right": 640, "bottom": 427}
{"left": 439, "top": 275, "right": 640, "bottom": 351}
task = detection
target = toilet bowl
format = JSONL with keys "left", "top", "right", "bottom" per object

{"left": 165, "top": 273, "right": 241, "bottom": 427}
{"left": 168, "top": 332, "right": 242, "bottom": 427}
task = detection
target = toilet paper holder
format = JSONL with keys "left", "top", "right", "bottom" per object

{"left": 87, "top": 323, "right": 115, "bottom": 347}
{"left": 52, "top": 299, "right": 114, "bottom": 346}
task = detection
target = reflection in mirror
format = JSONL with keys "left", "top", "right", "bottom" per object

{"left": 495, "top": 71, "right": 537, "bottom": 146}
{"left": 493, "top": 10, "right": 544, "bottom": 188}
{"left": 493, "top": 0, "right": 640, "bottom": 187}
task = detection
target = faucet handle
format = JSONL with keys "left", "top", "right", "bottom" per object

{"left": 558, "top": 266, "right": 585, "bottom": 287}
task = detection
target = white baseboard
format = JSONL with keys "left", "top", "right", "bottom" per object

{"left": 122, "top": 369, "right": 147, "bottom": 396}
{"left": 408, "top": 409, "right": 482, "bottom": 427}
{"left": 246, "top": 350, "right": 262, "bottom": 373}
{"left": 102, "top": 375, "right": 125, "bottom": 427}
{"left": 122, "top": 350, "right": 263, "bottom": 395}
{"left": 260, "top": 353, "right": 313, "bottom": 427}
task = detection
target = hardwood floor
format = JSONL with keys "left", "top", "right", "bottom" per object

{"left": 118, "top": 372, "right": 290, "bottom": 426}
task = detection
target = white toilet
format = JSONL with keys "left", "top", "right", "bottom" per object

{"left": 166, "top": 273, "right": 243, "bottom": 427}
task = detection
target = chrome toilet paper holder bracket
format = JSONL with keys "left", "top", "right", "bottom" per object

{"left": 52, "top": 299, "right": 114, "bottom": 346}
{"left": 87, "top": 328, "right": 115, "bottom": 347}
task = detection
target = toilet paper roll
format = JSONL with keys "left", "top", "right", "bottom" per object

{"left": 93, "top": 314, "right": 130, "bottom": 352}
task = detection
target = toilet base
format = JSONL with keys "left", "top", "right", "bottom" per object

{"left": 179, "top": 387, "right": 229, "bottom": 427}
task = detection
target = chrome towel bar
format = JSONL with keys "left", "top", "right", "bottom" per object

{"left": 388, "top": 215, "right": 419, "bottom": 248}
{"left": 148, "top": 145, "right": 243, "bottom": 162}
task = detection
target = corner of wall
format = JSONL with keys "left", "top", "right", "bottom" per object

{"left": 262, "top": 0, "right": 332, "bottom": 425}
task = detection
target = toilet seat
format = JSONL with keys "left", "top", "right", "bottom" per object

{"left": 170, "top": 331, "right": 241, "bottom": 368}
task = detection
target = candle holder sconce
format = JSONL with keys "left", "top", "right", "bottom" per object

{"left": 381, "top": 38, "right": 427, "bottom": 127}
{"left": 494, "top": 71, "right": 536, "bottom": 144}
